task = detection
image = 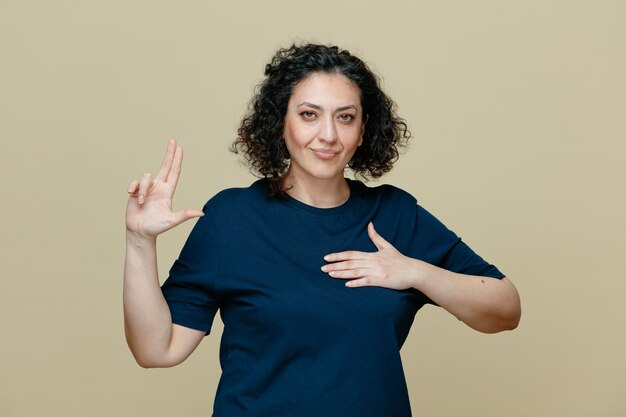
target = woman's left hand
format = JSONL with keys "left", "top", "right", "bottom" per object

{"left": 322, "top": 222, "right": 426, "bottom": 290}
{"left": 324, "top": 222, "right": 522, "bottom": 332}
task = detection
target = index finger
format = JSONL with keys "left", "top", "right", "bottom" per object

{"left": 156, "top": 139, "right": 176, "bottom": 182}
{"left": 324, "top": 251, "right": 371, "bottom": 262}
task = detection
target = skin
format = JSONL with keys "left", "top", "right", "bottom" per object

{"left": 280, "top": 72, "right": 364, "bottom": 208}
{"left": 322, "top": 222, "right": 521, "bottom": 333}
{"left": 125, "top": 140, "right": 206, "bottom": 368}
{"left": 124, "top": 73, "right": 520, "bottom": 368}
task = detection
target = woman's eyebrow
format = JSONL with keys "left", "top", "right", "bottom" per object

{"left": 297, "top": 102, "right": 357, "bottom": 112}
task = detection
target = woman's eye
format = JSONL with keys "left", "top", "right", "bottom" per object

{"left": 300, "top": 111, "right": 316, "bottom": 119}
{"left": 339, "top": 114, "right": 354, "bottom": 121}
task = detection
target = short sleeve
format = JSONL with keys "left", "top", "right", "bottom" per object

{"left": 414, "top": 204, "right": 506, "bottom": 305}
{"left": 160, "top": 204, "right": 222, "bottom": 335}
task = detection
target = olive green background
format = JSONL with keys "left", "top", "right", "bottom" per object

{"left": 1, "top": 1, "right": 624, "bottom": 416}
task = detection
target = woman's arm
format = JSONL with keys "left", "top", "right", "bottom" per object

{"left": 406, "top": 260, "right": 520, "bottom": 333}
{"left": 123, "top": 140, "right": 206, "bottom": 367}
{"left": 124, "top": 233, "right": 205, "bottom": 367}
{"left": 322, "top": 222, "right": 521, "bottom": 334}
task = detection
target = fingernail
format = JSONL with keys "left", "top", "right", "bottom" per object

{"left": 138, "top": 194, "right": 144, "bottom": 204}
{"left": 324, "top": 255, "right": 330, "bottom": 261}
{"left": 345, "top": 281, "right": 353, "bottom": 287}
{"left": 320, "top": 265, "right": 327, "bottom": 272}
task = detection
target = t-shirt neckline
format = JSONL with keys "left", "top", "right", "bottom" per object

{"left": 283, "top": 178, "right": 358, "bottom": 216}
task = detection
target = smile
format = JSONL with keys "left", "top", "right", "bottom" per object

{"left": 311, "top": 148, "right": 340, "bottom": 160}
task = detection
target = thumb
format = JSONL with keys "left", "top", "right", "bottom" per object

{"left": 368, "top": 221, "right": 389, "bottom": 251}
{"left": 171, "top": 208, "right": 205, "bottom": 227}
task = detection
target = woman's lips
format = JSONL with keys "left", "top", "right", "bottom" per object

{"left": 311, "top": 148, "right": 339, "bottom": 160}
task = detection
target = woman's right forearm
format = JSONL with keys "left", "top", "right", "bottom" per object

{"left": 123, "top": 231, "right": 173, "bottom": 367}
{"left": 124, "top": 141, "right": 206, "bottom": 367}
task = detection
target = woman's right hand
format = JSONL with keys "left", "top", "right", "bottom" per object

{"left": 126, "top": 139, "right": 204, "bottom": 239}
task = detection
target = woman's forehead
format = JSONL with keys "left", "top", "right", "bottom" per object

{"left": 289, "top": 72, "right": 361, "bottom": 108}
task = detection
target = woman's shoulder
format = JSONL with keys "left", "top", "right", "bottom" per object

{"left": 202, "top": 179, "right": 268, "bottom": 212}
{"left": 349, "top": 178, "right": 417, "bottom": 206}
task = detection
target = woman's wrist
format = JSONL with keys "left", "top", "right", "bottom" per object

{"left": 126, "top": 229, "right": 157, "bottom": 249}
{"left": 408, "top": 257, "right": 446, "bottom": 292}
{"left": 407, "top": 257, "right": 428, "bottom": 291}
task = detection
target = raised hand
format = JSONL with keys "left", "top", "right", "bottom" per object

{"left": 126, "top": 139, "right": 204, "bottom": 239}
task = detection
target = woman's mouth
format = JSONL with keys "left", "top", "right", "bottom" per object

{"left": 311, "top": 148, "right": 340, "bottom": 160}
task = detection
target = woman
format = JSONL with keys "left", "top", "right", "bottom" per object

{"left": 124, "top": 43, "right": 521, "bottom": 416}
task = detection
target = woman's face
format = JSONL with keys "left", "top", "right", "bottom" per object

{"left": 283, "top": 72, "right": 364, "bottom": 184}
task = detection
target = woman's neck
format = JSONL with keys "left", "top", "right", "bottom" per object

{"left": 282, "top": 171, "right": 350, "bottom": 208}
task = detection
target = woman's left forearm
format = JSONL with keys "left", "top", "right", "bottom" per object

{"left": 409, "top": 258, "right": 521, "bottom": 333}
{"left": 321, "top": 223, "right": 521, "bottom": 333}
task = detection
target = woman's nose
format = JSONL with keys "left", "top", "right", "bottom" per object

{"left": 318, "top": 117, "right": 338, "bottom": 143}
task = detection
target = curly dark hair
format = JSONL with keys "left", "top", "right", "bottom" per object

{"left": 230, "top": 43, "right": 411, "bottom": 197}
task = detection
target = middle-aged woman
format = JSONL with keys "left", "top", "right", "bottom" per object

{"left": 124, "top": 43, "right": 521, "bottom": 417}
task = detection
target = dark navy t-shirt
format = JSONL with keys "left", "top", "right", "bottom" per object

{"left": 161, "top": 178, "right": 505, "bottom": 417}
